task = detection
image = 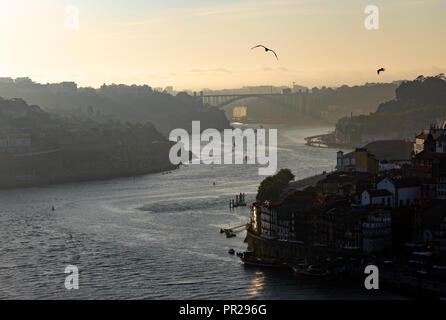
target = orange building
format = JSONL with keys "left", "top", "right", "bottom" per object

{"left": 355, "top": 148, "right": 378, "bottom": 174}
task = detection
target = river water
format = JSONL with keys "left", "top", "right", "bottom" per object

{"left": 0, "top": 126, "right": 401, "bottom": 299}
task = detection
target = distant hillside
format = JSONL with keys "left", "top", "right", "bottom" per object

{"left": 0, "top": 97, "right": 176, "bottom": 188}
{"left": 240, "top": 98, "right": 327, "bottom": 126}
{"left": 332, "top": 75, "right": 446, "bottom": 146}
{"left": 307, "top": 82, "right": 400, "bottom": 123}
{"left": 0, "top": 78, "right": 230, "bottom": 136}
{"left": 219, "top": 82, "right": 399, "bottom": 125}
{"left": 343, "top": 140, "right": 413, "bottom": 162}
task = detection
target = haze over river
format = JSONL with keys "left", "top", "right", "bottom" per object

{"left": 0, "top": 126, "right": 401, "bottom": 299}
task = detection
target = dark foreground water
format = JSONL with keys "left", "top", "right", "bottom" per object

{"left": 0, "top": 126, "right": 402, "bottom": 299}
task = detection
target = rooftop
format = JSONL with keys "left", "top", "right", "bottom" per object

{"left": 366, "top": 189, "right": 393, "bottom": 197}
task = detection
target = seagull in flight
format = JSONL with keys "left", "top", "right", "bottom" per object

{"left": 251, "top": 45, "right": 278, "bottom": 61}
{"left": 377, "top": 67, "right": 385, "bottom": 75}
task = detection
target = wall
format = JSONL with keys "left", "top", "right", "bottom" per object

{"left": 397, "top": 187, "right": 421, "bottom": 207}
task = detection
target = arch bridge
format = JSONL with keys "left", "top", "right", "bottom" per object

{"left": 198, "top": 92, "right": 309, "bottom": 114}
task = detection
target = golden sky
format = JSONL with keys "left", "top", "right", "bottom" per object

{"left": 0, "top": 0, "right": 445, "bottom": 90}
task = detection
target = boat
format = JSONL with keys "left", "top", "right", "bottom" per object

{"left": 292, "top": 263, "right": 307, "bottom": 273}
{"left": 228, "top": 248, "right": 235, "bottom": 255}
{"left": 224, "top": 229, "right": 236, "bottom": 238}
{"left": 240, "top": 252, "right": 287, "bottom": 268}
{"left": 292, "top": 264, "right": 328, "bottom": 277}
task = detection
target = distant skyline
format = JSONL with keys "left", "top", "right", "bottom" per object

{"left": 1, "top": 0, "right": 445, "bottom": 91}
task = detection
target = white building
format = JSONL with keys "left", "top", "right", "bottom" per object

{"left": 336, "top": 151, "right": 355, "bottom": 171}
{"left": 361, "top": 189, "right": 393, "bottom": 207}
{"left": 377, "top": 177, "right": 421, "bottom": 208}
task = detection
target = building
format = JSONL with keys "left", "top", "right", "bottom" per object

{"left": 164, "top": 86, "right": 174, "bottom": 95}
{"left": 377, "top": 177, "right": 421, "bottom": 207}
{"left": 232, "top": 106, "right": 247, "bottom": 120}
{"left": 336, "top": 151, "right": 355, "bottom": 171}
{"left": 337, "top": 140, "right": 413, "bottom": 172}
{"left": 318, "top": 171, "right": 373, "bottom": 195}
{"left": 414, "top": 123, "right": 446, "bottom": 154}
{"left": 361, "top": 189, "right": 393, "bottom": 207}
{"left": 355, "top": 148, "right": 379, "bottom": 174}
{"left": 362, "top": 209, "right": 392, "bottom": 254}
{"left": 251, "top": 200, "right": 283, "bottom": 239}
{"left": 315, "top": 207, "right": 362, "bottom": 251}
{"left": 413, "top": 151, "right": 446, "bottom": 199}
{"left": 435, "top": 217, "right": 446, "bottom": 252}
{"left": 250, "top": 191, "right": 324, "bottom": 241}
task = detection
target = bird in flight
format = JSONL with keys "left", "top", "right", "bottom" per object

{"left": 377, "top": 67, "right": 385, "bottom": 75}
{"left": 251, "top": 45, "right": 278, "bottom": 61}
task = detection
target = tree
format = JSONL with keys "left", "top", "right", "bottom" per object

{"left": 256, "top": 169, "right": 295, "bottom": 202}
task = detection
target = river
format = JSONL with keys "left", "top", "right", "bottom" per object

{"left": 0, "top": 125, "right": 402, "bottom": 299}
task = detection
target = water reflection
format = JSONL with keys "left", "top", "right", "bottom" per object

{"left": 247, "top": 271, "right": 265, "bottom": 296}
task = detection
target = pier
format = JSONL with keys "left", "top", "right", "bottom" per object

{"left": 219, "top": 223, "right": 248, "bottom": 238}
{"left": 229, "top": 193, "right": 247, "bottom": 209}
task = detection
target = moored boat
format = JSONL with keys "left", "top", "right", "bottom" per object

{"left": 224, "top": 229, "right": 236, "bottom": 238}
{"left": 239, "top": 252, "right": 287, "bottom": 268}
{"left": 292, "top": 264, "right": 328, "bottom": 277}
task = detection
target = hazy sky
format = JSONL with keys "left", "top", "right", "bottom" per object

{"left": 1, "top": 0, "right": 445, "bottom": 90}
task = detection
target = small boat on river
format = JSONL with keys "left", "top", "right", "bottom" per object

{"left": 292, "top": 264, "right": 328, "bottom": 277}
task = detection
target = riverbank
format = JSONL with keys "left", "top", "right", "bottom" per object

{"left": 0, "top": 162, "right": 178, "bottom": 190}
{"left": 305, "top": 132, "right": 355, "bottom": 149}
{"left": 245, "top": 229, "right": 446, "bottom": 299}
{"left": 0, "top": 143, "right": 178, "bottom": 190}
